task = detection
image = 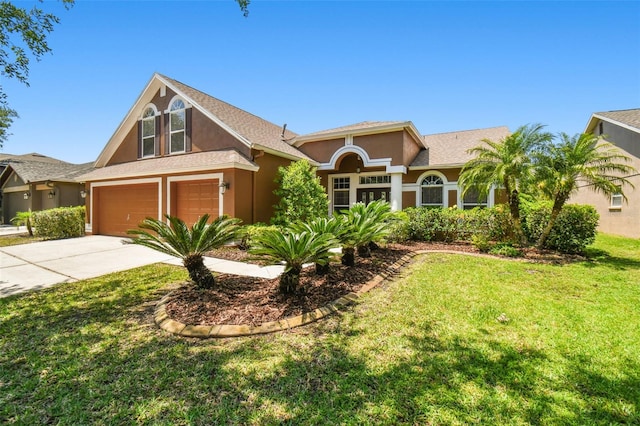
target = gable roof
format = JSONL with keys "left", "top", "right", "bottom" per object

{"left": 78, "top": 150, "right": 257, "bottom": 182}
{"left": 0, "top": 157, "right": 94, "bottom": 185}
{"left": 411, "top": 126, "right": 511, "bottom": 168}
{"left": 94, "top": 73, "right": 310, "bottom": 168}
{"left": 293, "top": 120, "right": 426, "bottom": 148}
{"left": 586, "top": 109, "right": 640, "bottom": 134}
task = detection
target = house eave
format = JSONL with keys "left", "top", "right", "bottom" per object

{"left": 587, "top": 113, "right": 640, "bottom": 135}
{"left": 293, "top": 121, "right": 425, "bottom": 148}
{"left": 81, "top": 161, "right": 259, "bottom": 183}
{"left": 252, "top": 144, "right": 319, "bottom": 165}
{"left": 409, "top": 163, "right": 465, "bottom": 171}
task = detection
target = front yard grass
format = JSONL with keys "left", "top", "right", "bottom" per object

{"left": 1, "top": 234, "right": 639, "bottom": 424}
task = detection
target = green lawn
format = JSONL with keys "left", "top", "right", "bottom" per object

{"left": 1, "top": 234, "right": 639, "bottom": 424}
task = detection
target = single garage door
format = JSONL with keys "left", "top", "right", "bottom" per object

{"left": 174, "top": 180, "right": 219, "bottom": 226}
{"left": 96, "top": 183, "right": 158, "bottom": 236}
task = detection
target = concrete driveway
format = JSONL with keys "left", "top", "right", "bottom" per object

{"left": 0, "top": 236, "right": 175, "bottom": 298}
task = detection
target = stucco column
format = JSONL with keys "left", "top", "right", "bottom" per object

{"left": 390, "top": 173, "right": 403, "bottom": 211}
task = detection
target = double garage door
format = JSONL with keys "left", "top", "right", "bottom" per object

{"left": 95, "top": 180, "right": 219, "bottom": 237}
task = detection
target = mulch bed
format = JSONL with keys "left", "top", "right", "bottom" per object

{"left": 166, "top": 242, "right": 584, "bottom": 327}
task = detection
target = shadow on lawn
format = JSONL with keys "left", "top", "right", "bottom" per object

{"left": 582, "top": 247, "right": 640, "bottom": 271}
{"left": 1, "top": 268, "right": 639, "bottom": 424}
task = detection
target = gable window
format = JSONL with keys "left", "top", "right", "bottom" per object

{"left": 169, "top": 99, "right": 186, "bottom": 153}
{"left": 462, "top": 188, "right": 488, "bottom": 210}
{"left": 141, "top": 107, "right": 156, "bottom": 158}
{"left": 421, "top": 175, "right": 444, "bottom": 207}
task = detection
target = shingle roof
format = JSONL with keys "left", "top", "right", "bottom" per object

{"left": 0, "top": 157, "right": 94, "bottom": 183}
{"left": 0, "top": 153, "right": 69, "bottom": 164}
{"left": 412, "top": 126, "right": 511, "bottom": 167}
{"left": 159, "top": 75, "right": 310, "bottom": 161}
{"left": 299, "top": 121, "right": 407, "bottom": 138}
{"left": 594, "top": 109, "right": 640, "bottom": 131}
{"left": 78, "top": 150, "right": 257, "bottom": 182}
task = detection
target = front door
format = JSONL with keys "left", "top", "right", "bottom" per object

{"left": 357, "top": 188, "right": 389, "bottom": 205}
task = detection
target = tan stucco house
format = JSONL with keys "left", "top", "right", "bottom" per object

{"left": 79, "top": 73, "right": 509, "bottom": 237}
{"left": 0, "top": 153, "right": 93, "bottom": 224}
{"left": 570, "top": 109, "right": 640, "bottom": 238}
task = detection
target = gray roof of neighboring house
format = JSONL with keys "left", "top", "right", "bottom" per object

{"left": 159, "top": 75, "right": 310, "bottom": 161}
{"left": 78, "top": 150, "right": 258, "bottom": 182}
{"left": 594, "top": 109, "right": 640, "bottom": 131}
{"left": 0, "top": 152, "right": 69, "bottom": 164}
{"left": 411, "top": 126, "right": 510, "bottom": 168}
{"left": 0, "top": 157, "right": 94, "bottom": 184}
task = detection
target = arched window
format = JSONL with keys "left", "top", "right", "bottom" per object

{"left": 421, "top": 175, "right": 444, "bottom": 207}
{"left": 140, "top": 107, "right": 156, "bottom": 158}
{"left": 169, "top": 99, "right": 186, "bottom": 153}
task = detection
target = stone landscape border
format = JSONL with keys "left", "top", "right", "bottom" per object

{"left": 155, "top": 251, "right": 422, "bottom": 338}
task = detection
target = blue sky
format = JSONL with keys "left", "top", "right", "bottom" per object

{"left": 3, "top": 0, "right": 639, "bottom": 164}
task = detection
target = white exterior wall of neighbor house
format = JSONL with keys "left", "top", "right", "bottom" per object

{"left": 570, "top": 117, "right": 640, "bottom": 239}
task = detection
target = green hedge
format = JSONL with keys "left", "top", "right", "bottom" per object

{"left": 404, "top": 206, "right": 512, "bottom": 243}
{"left": 238, "top": 223, "right": 281, "bottom": 250}
{"left": 523, "top": 203, "right": 599, "bottom": 254}
{"left": 31, "top": 206, "right": 86, "bottom": 240}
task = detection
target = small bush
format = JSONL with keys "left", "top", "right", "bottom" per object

{"left": 523, "top": 203, "right": 598, "bottom": 254}
{"left": 471, "top": 234, "right": 492, "bottom": 253}
{"left": 385, "top": 210, "right": 410, "bottom": 243}
{"left": 31, "top": 206, "right": 85, "bottom": 240}
{"left": 489, "top": 243, "right": 523, "bottom": 258}
{"left": 239, "top": 223, "right": 280, "bottom": 250}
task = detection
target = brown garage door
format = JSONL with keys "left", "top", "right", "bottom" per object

{"left": 174, "top": 180, "right": 219, "bottom": 226}
{"left": 96, "top": 183, "right": 158, "bottom": 236}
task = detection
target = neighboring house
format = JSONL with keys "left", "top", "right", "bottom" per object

{"left": 570, "top": 109, "right": 640, "bottom": 238}
{"left": 0, "top": 153, "right": 94, "bottom": 224}
{"left": 79, "top": 73, "right": 510, "bottom": 237}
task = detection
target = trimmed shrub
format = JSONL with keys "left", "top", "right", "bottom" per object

{"left": 385, "top": 210, "right": 410, "bottom": 243}
{"left": 238, "top": 223, "right": 280, "bottom": 250}
{"left": 31, "top": 206, "right": 85, "bottom": 240}
{"left": 523, "top": 202, "right": 599, "bottom": 254}
{"left": 489, "top": 243, "right": 523, "bottom": 258}
{"left": 272, "top": 160, "right": 329, "bottom": 226}
{"left": 405, "top": 206, "right": 512, "bottom": 243}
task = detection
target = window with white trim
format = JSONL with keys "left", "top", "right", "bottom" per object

{"left": 169, "top": 99, "right": 186, "bottom": 153}
{"left": 333, "top": 177, "right": 350, "bottom": 213}
{"left": 462, "top": 188, "right": 488, "bottom": 210}
{"left": 421, "top": 175, "right": 444, "bottom": 207}
{"left": 359, "top": 175, "right": 391, "bottom": 185}
{"left": 610, "top": 193, "right": 623, "bottom": 209}
{"left": 141, "top": 107, "right": 156, "bottom": 158}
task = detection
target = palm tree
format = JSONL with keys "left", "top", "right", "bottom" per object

{"left": 11, "top": 210, "right": 33, "bottom": 236}
{"left": 250, "top": 229, "right": 336, "bottom": 293}
{"left": 337, "top": 200, "right": 392, "bottom": 266}
{"left": 533, "top": 132, "right": 635, "bottom": 249}
{"left": 459, "top": 124, "right": 553, "bottom": 245}
{"left": 127, "top": 214, "right": 242, "bottom": 289}
{"left": 290, "top": 217, "right": 341, "bottom": 275}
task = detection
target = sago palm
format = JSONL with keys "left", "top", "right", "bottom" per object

{"left": 127, "top": 214, "right": 242, "bottom": 289}
{"left": 338, "top": 200, "right": 392, "bottom": 266}
{"left": 290, "top": 217, "right": 341, "bottom": 275}
{"left": 250, "top": 229, "right": 336, "bottom": 294}
{"left": 459, "top": 123, "right": 553, "bottom": 245}
{"left": 533, "top": 132, "right": 635, "bottom": 249}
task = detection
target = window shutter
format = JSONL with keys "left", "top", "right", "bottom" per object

{"left": 185, "top": 108, "right": 192, "bottom": 152}
{"left": 137, "top": 120, "right": 142, "bottom": 158}
{"left": 164, "top": 112, "right": 170, "bottom": 154}
{"left": 154, "top": 115, "right": 161, "bottom": 156}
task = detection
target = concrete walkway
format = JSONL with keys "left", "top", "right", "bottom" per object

{"left": 1, "top": 235, "right": 283, "bottom": 298}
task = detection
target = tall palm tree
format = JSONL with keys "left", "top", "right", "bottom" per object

{"left": 533, "top": 132, "right": 635, "bottom": 249}
{"left": 459, "top": 123, "right": 553, "bottom": 245}
{"left": 127, "top": 214, "right": 242, "bottom": 289}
